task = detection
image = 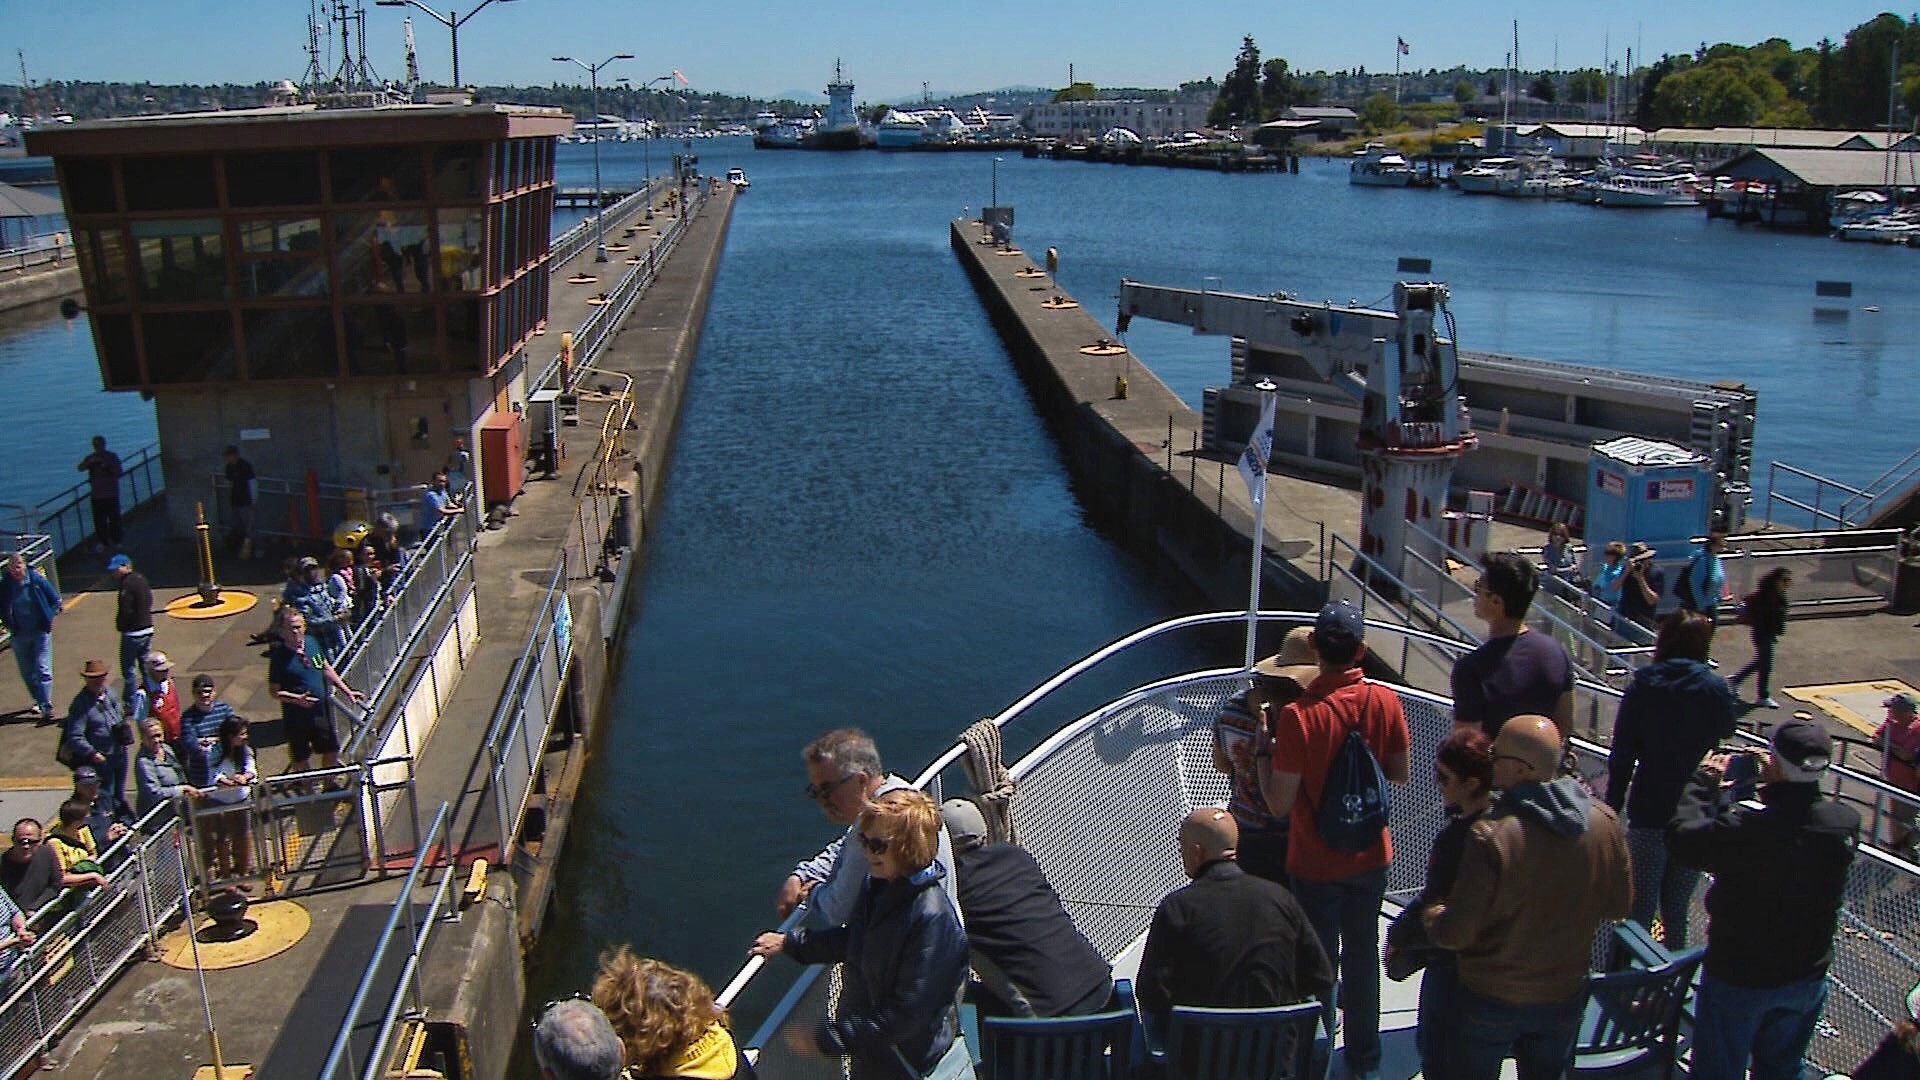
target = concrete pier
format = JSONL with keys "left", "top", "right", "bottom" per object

{"left": 8, "top": 182, "right": 735, "bottom": 1078}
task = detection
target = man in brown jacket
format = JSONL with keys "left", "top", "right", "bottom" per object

{"left": 1425, "top": 715, "right": 1631, "bottom": 1080}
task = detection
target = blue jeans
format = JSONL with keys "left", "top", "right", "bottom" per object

{"left": 1417, "top": 953, "right": 1463, "bottom": 1080}
{"left": 11, "top": 628, "right": 52, "bottom": 713}
{"left": 1626, "top": 826, "right": 1703, "bottom": 951}
{"left": 1452, "top": 984, "right": 1583, "bottom": 1080}
{"left": 1692, "top": 971, "right": 1827, "bottom": 1080}
{"left": 119, "top": 628, "right": 153, "bottom": 707}
{"left": 1294, "top": 865, "right": 1387, "bottom": 1073}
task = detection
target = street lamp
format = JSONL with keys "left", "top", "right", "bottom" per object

{"left": 635, "top": 74, "right": 677, "bottom": 220}
{"left": 554, "top": 53, "right": 634, "bottom": 262}
{"left": 374, "top": 0, "right": 517, "bottom": 89}
{"left": 991, "top": 156, "right": 1003, "bottom": 207}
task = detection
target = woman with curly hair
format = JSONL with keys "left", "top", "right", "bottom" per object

{"left": 590, "top": 947, "right": 753, "bottom": 1079}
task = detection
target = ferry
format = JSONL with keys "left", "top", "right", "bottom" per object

{"left": 715, "top": 610, "right": 1915, "bottom": 1080}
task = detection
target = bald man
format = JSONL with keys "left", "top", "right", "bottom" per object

{"left": 1426, "top": 716, "right": 1630, "bottom": 1080}
{"left": 1135, "top": 808, "right": 1331, "bottom": 1033}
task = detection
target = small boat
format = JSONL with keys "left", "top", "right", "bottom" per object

{"left": 1836, "top": 214, "right": 1915, "bottom": 243}
{"left": 1349, "top": 143, "right": 1414, "bottom": 187}
{"left": 1591, "top": 173, "right": 1700, "bottom": 208}
{"left": 1453, "top": 157, "right": 1514, "bottom": 194}
{"left": 725, "top": 167, "right": 750, "bottom": 191}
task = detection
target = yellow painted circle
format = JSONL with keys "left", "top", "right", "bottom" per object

{"left": 158, "top": 898, "right": 311, "bottom": 970}
{"left": 1079, "top": 344, "right": 1127, "bottom": 356}
{"left": 164, "top": 590, "right": 260, "bottom": 620}
{"left": 994, "top": 248, "right": 1026, "bottom": 257}
{"left": 1040, "top": 298, "right": 1081, "bottom": 310}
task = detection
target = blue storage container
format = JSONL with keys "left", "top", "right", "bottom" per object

{"left": 1583, "top": 436, "right": 1715, "bottom": 582}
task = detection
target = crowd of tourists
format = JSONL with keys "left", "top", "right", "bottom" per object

{"left": 530, "top": 543, "right": 1906, "bottom": 1080}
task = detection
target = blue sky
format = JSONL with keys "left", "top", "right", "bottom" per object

{"left": 4, "top": 1, "right": 1901, "bottom": 103}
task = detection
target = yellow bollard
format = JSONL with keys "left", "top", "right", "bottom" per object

{"left": 194, "top": 502, "right": 220, "bottom": 604}
{"left": 1114, "top": 375, "right": 1129, "bottom": 400}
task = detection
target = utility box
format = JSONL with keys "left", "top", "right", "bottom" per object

{"left": 1583, "top": 436, "right": 1715, "bottom": 579}
{"left": 527, "top": 390, "right": 562, "bottom": 476}
{"left": 479, "top": 411, "right": 526, "bottom": 507}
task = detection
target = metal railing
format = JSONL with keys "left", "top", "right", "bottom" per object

{"left": 0, "top": 443, "right": 164, "bottom": 558}
{"left": 319, "top": 802, "right": 456, "bottom": 1080}
{"left": 713, "top": 610, "right": 1920, "bottom": 1078}
{"left": 485, "top": 561, "right": 574, "bottom": 863}
{"left": 0, "top": 233, "right": 70, "bottom": 273}
{"left": 0, "top": 801, "right": 187, "bottom": 1077}
{"left": 338, "top": 537, "right": 479, "bottom": 765}
{"left": 182, "top": 765, "right": 375, "bottom": 898}
{"left": 1718, "top": 529, "right": 1902, "bottom": 612}
{"left": 1765, "top": 452, "right": 1920, "bottom": 531}
{"left": 550, "top": 180, "right": 659, "bottom": 268}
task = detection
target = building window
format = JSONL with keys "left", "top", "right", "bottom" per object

{"left": 334, "top": 211, "right": 431, "bottom": 295}
{"left": 131, "top": 218, "right": 227, "bottom": 302}
{"left": 243, "top": 307, "right": 337, "bottom": 379}
{"left": 344, "top": 302, "right": 439, "bottom": 376}
{"left": 123, "top": 156, "right": 218, "bottom": 212}
{"left": 329, "top": 146, "right": 426, "bottom": 203}
{"left": 237, "top": 217, "right": 328, "bottom": 298}
{"left": 60, "top": 159, "right": 118, "bottom": 215}
{"left": 431, "top": 143, "right": 485, "bottom": 200}
{"left": 434, "top": 208, "right": 485, "bottom": 291}
{"left": 142, "top": 311, "right": 239, "bottom": 383}
{"left": 76, "top": 227, "right": 131, "bottom": 304}
{"left": 92, "top": 314, "right": 139, "bottom": 386}
{"left": 228, "top": 151, "right": 324, "bottom": 207}
{"left": 447, "top": 298, "right": 483, "bottom": 372}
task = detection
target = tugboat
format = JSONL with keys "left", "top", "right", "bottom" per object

{"left": 798, "top": 60, "right": 867, "bottom": 150}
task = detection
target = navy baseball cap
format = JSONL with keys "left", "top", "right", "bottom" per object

{"left": 106, "top": 554, "right": 131, "bottom": 572}
{"left": 1315, "top": 600, "right": 1365, "bottom": 646}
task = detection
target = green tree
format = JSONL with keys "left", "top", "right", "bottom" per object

{"left": 1052, "top": 81, "right": 1097, "bottom": 103}
{"left": 1485, "top": 75, "right": 1500, "bottom": 96}
{"left": 1261, "top": 57, "right": 1303, "bottom": 116}
{"left": 1527, "top": 73, "right": 1558, "bottom": 102}
{"left": 1209, "top": 35, "right": 1263, "bottom": 126}
{"left": 1360, "top": 93, "right": 1399, "bottom": 132}
{"left": 1566, "top": 69, "right": 1606, "bottom": 103}
{"left": 1646, "top": 55, "right": 1794, "bottom": 127}
{"left": 1453, "top": 80, "right": 1475, "bottom": 103}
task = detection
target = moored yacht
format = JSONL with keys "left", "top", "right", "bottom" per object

{"left": 1349, "top": 143, "right": 1414, "bottom": 187}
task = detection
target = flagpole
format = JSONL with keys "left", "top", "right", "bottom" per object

{"left": 177, "top": 825, "right": 234, "bottom": 1080}
{"left": 1242, "top": 380, "right": 1278, "bottom": 669}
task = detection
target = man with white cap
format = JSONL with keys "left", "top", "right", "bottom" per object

{"left": 940, "top": 797, "right": 1111, "bottom": 1018}
{"left": 1668, "top": 717, "right": 1860, "bottom": 1080}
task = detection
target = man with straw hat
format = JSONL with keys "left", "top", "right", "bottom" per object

{"left": 1212, "top": 625, "right": 1319, "bottom": 886}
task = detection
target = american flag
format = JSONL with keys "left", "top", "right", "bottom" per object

{"left": 1397, "top": 37, "right": 1410, "bottom": 55}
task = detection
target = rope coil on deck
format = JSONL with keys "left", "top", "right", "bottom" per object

{"left": 960, "top": 719, "right": 1018, "bottom": 845}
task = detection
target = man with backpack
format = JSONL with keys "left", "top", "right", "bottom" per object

{"left": 1262, "top": 601, "right": 1409, "bottom": 1080}
{"left": 1425, "top": 716, "right": 1631, "bottom": 1079}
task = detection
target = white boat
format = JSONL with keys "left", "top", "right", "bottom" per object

{"left": 1592, "top": 173, "right": 1700, "bottom": 208}
{"left": 1836, "top": 214, "right": 1915, "bottom": 243}
{"left": 1453, "top": 157, "right": 1513, "bottom": 194}
{"left": 725, "top": 167, "right": 750, "bottom": 191}
{"left": 1349, "top": 143, "right": 1414, "bottom": 187}
{"left": 876, "top": 110, "right": 927, "bottom": 150}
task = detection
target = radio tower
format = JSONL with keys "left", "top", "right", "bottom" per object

{"left": 302, "top": 1, "right": 326, "bottom": 93}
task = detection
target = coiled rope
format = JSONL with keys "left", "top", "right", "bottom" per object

{"left": 960, "top": 719, "right": 1018, "bottom": 845}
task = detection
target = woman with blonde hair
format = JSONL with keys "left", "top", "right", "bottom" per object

{"left": 752, "top": 789, "right": 967, "bottom": 1079}
{"left": 590, "top": 947, "right": 751, "bottom": 1079}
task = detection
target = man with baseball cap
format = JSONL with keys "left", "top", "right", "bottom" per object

{"left": 1876, "top": 693, "right": 1920, "bottom": 853}
{"left": 1668, "top": 717, "right": 1860, "bottom": 1079}
{"left": 108, "top": 554, "right": 152, "bottom": 706}
{"left": 1264, "top": 600, "right": 1409, "bottom": 1080}
{"left": 1213, "top": 626, "right": 1318, "bottom": 885}
{"left": 939, "top": 797, "right": 1111, "bottom": 1019}
{"left": 178, "top": 673, "right": 234, "bottom": 788}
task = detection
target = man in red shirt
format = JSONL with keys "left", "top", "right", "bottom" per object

{"left": 1878, "top": 693, "right": 1920, "bottom": 853}
{"left": 1262, "top": 600, "right": 1410, "bottom": 1080}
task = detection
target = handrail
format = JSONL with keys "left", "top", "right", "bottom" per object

{"left": 319, "top": 801, "right": 451, "bottom": 1080}
{"left": 1840, "top": 447, "right": 1920, "bottom": 524}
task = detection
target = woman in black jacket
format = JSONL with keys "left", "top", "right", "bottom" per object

{"left": 753, "top": 789, "right": 967, "bottom": 1079}
{"left": 1605, "top": 611, "right": 1738, "bottom": 949}
{"left": 1386, "top": 726, "right": 1494, "bottom": 1080}
{"left": 1729, "top": 567, "right": 1792, "bottom": 710}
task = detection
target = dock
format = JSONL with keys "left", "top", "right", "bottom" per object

{"left": 0, "top": 179, "right": 735, "bottom": 1077}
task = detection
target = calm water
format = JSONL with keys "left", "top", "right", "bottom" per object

{"left": 5, "top": 137, "right": 1917, "bottom": 1035}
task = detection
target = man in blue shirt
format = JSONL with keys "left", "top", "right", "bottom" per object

{"left": 0, "top": 554, "right": 61, "bottom": 720}
{"left": 416, "top": 472, "right": 464, "bottom": 539}
{"left": 178, "top": 673, "right": 234, "bottom": 788}
{"left": 1680, "top": 530, "right": 1729, "bottom": 623}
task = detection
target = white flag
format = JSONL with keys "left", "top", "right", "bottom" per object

{"left": 1237, "top": 392, "right": 1277, "bottom": 497}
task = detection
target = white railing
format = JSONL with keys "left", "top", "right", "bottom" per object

{"left": 719, "top": 611, "right": 1919, "bottom": 1078}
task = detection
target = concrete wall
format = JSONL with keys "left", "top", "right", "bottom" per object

{"left": 0, "top": 263, "right": 80, "bottom": 314}
{"left": 151, "top": 374, "right": 490, "bottom": 536}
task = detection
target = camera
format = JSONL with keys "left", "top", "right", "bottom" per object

{"left": 1723, "top": 749, "right": 1761, "bottom": 801}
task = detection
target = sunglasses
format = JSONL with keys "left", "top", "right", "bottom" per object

{"left": 12, "top": 836, "right": 38, "bottom": 846}
{"left": 802, "top": 774, "right": 857, "bottom": 802}
{"left": 858, "top": 832, "right": 890, "bottom": 856}
{"left": 530, "top": 992, "right": 591, "bottom": 1033}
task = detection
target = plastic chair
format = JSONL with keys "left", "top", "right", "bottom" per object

{"left": 1157, "top": 1000, "right": 1324, "bottom": 1080}
{"left": 979, "top": 982, "right": 1136, "bottom": 1080}
{"left": 1570, "top": 941, "right": 1706, "bottom": 1079}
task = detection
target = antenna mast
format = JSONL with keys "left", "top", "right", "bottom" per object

{"left": 403, "top": 17, "right": 420, "bottom": 93}
{"left": 303, "top": 1, "right": 326, "bottom": 92}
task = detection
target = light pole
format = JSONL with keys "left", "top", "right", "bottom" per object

{"left": 991, "top": 156, "right": 1003, "bottom": 207}
{"left": 636, "top": 74, "right": 677, "bottom": 221}
{"left": 554, "top": 53, "right": 633, "bottom": 262}
{"left": 374, "top": 0, "right": 517, "bottom": 89}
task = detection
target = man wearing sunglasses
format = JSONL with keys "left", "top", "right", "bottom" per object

{"left": 777, "top": 727, "right": 956, "bottom": 926}
{"left": 0, "top": 818, "right": 61, "bottom": 915}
